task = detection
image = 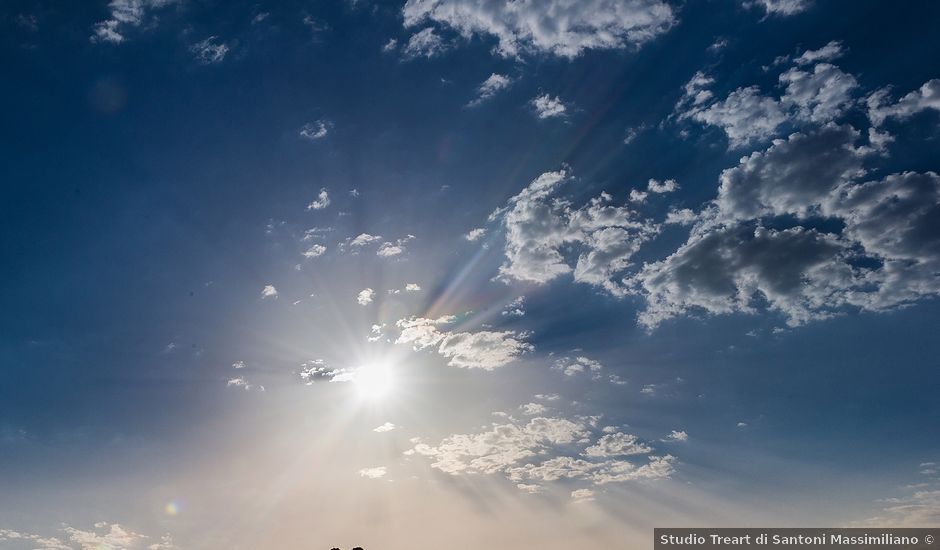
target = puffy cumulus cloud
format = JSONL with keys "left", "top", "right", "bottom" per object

{"left": 373, "top": 422, "right": 396, "bottom": 433}
{"left": 190, "top": 36, "right": 229, "bottom": 65}
{"left": 260, "top": 284, "right": 278, "bottom": 299}
{"left": 584, "top": 433, "right": 652, "bottom": 457}
{"left": 401, "top": 0, "right": 676, "bottom": 59}
{"left": 630, "top": 223, "right": 864, "bottom": 328}
{"left": 403, "top": 27, "right": 447, "bottom": 59}
{"left": 677, "top": 50, "right": 859, "bottom": 148}
{"left": 349, "top": 232, "right": 383, "bottom": 247}
{"left": 395, "top": 315, "right": 533, "bottom": 370}
{"left": 438, "top": 330, "right": 534, "bottom": 370}
{"left": 664, "top": 430, "right": 689, "bottom": 442}
{"left": 359, "top": 466, "right": 387, "bottom": 479}
{"left": 91, "top": 0, "right": 176, "bottom": 44}
{"left": 501, "top": 296, "right": 525, "bottom": 317}
{"left": 519, "top": 402, "right": 548, "bottom": 415}
{"left": 683, "top": 85, "right": 789, "bottom": 148}
{"left": 554, "top": 356, "right": 603, "bottom": 377}
{"left": 468, "top": 73, "right": 513, "bottom": 107}
{"left": 491, "top": 169, "right": 658, "bottom": 295}
{"left": 299, "top": 120, "right": 331, "bottom": 140}
{"left": 409, "top": 411, "right": 675, "bottom": 490}
{"left": 531, "top": 94, "right": 568, "bottom": 119}
{"left": 377, "top": 235, "right": 415, "bottom": 258}
{"left": 647, "top": 178, "right": 679, "bottom": 194}
{"left": 715, "top": 124, "right": 867, "bottom": 220}
{"left": 628, "top": 122, "right": 940, "bottom": 329}
{"left": 746, "top": 0, "right": 810, "bottom": 16}
{"left": 405, "top": 283, "right": 422, "bottom": 292}
{"left": 303, "top": 243, "right": 327, "bottom": 258}
{"left": 465, "top": 227, "right": 486, "bottom": 241}
{"left": 298, "top": 359, "right": 349, "bottom": 384}
{"left": 867, "top": 79, "right": 940, "bottom": 127}
{"left": 0, "top": 528, "right": 70, "bottom": 549}
{"left": 307, "top": 188, "right": 331, "bottom": 210}
{"left": 357, "top": 288, "right": 375, "bottom": 305}
{"left": 779, "top": 63, "right": 858, "bottom": 123}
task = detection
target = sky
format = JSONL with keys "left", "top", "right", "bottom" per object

{"left": 2, "top": 0, "right": 940, "bottom": 548}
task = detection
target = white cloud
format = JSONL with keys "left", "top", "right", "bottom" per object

{"left": 90, "top": 0, "right": 176, "bottom": 44}
{"left": 349, "top": 233, "right": 383, "bottom": 247}
{"left": 307, "top": 188, "right": 331, "bottom": 210}
{"left": 647, "top": 178, "right": 679, "bottom": 193}
{"left": 357, "top": 288, "right": 375, "bottom": 305}
{"left": 664, "top": 430, "right": 688, "bottom": 442}
{"left": 465, "top": 227, "right": 486, "bottom": 241}
{"left": 531, "top": 94, "right": 568, "bottom": 119}
{"left": 403, "top": 27, "right": 447, "bottom": 59}
{"left": 405, "top": 283, "right": 421, "bottom": 292}
{"left": 584, "top": 432, "right": 652, "bottom": 457}
{"left": 779, "top": 63, "right": 858, "bottom": 123}
{"left": 438, "top": 330, "right": 534, "bottom": 370}
{"left": 867, "top": 79, "right": 940, "bottom": 127}
{"left": 359, "top": 466, "right": 387, "bottom": 479}
{"left": 373, "top": 422, "right": 396, "bottom": 433}
{"left": 299, "top": 359, "right": 348, "bottom": 384}
{"left": 535, "top": 393, "right": 560, "bottom": 401}
{"left": 303, "top": 244, "right": 327, "bottom": 258}
{"left": 401, "top": 0, "right": 676, "bottom": 59}
{"left": 554, "top": 356, "right": 603, "bottom": 377}
{"left": 190, "top": 36, "right": 229, "bottom": 64}
{"left": 520, "top": 402, "right": 547, "bottom": 415}
{"left": 382, "top": 38, "right": 398, "bottom": 52}
{"left": 395, "top": 316, "right": 533, "bottom": 370}
{"left": 685, "top": 86, "right": 788, "bottom": 148}
{"left": 260, "top": 285, "right": 278, "bottom": 299}
{"left": 501, "top": 296, "right": 525, "bottom": 317}
{"left": 794, "top": 40, "right": 845, "bottom": 65}
{"left": 747, "top": 0, "right": 810, "bottom": 16}
{"left": 570, "top": 488, "right": 596, "bottom": 502}
{"left": 468, "top": 73, "right": 513, "bottom": 107}
{"left": 232, "top": 360, "right": 246, "bottom": 369}
{"left": 377, "top": 243, "right": 403, "bottom": 257}
{"left": 664, "top": 208, "right": 699, "bottom": 226}
{"left": 299, "top": 120, "right": 331, "bottom": 140}
{"left": 491, "top": 169, "right": 658, "bottom": 295}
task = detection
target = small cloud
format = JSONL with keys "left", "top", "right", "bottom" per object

{"left": 252, "top": 12, "right": 270, "bottom": 24}
{"left": 261, "top": 285, "right": 278, "bottom": 299}
{"left": 403, "top": 27, "right": 447, "bottom": 59}
{"left": 300, "top": 120, "right": 331, "bottom": 141}
{"left": 517, "top": 483, "right": 542, "bottom": 494}
{"left": 519, "top": 402, "right": 547, "bottom": 415}
{"left": 303, "top": 244, "right": 327, "bottom": 258}
{"left": 663, "top": 430, "right": 688, "bottom": 442}
{"left": 377, "top": 235, "right": 415, "bottom": 258}
{"left": 534, "top": 393, "right": 560, "bottom": 401}
{"left": 502, "top": 296, "right": 526, "bottom": 317}
{"left": 737, "top": 422, "right": 749, "bottom": 428}
{"left": 629, "top": 189, "right": 648, "bottom": 203}
{"left": 190, "top": 36, "right": 229, "bottom": 64}
{"left": 554, "top": 356, "right": 603, "bottom": 377}
{"left": 382, "top": 38, "right": 398, "bottom": 52}
{"left": 467, "top": 73, "right": 513, "bottom": 107}
{"left": 373, "top": 422, "right": 396, "bottom": 433}
{"left": 227, "top": 377, "right": 262, "bottom": 391}
{"left": 367, "top": 324, "right": 385, "bottom": 342}
{"left": 531, "top": 94, "right": 568, "bottom": 119}
{"left": 357, "top": 288, "right": 375, "bottom": 305}
{"left": 405, "top": 283, "right": 421, "bottom": 292}
{"left": 465, "top": 227, "right": 486, "bottom": 241}
{"left": 571, "top": 488, "right": 595, "bottom": 502}
{"left": 647, "top": 178, "right": 679, "bottom": 193}
{"left": 359, "top": 466, "right": 387, "bottom": 479}
{"left": 232, "top": 360, "right": 246, "bottom": 369}
{"left": 349, "top": 188, "right": 360, "bottom": 197}
{"left": 641, "top": 384, "right": 657, "bottom": 395}
{"left": 349, "top": 233, "right": 383, "bottom": 247}
{"left": 307, "top": 188, "right": 331, "bottom": 210}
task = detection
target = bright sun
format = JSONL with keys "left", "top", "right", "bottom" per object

{"left": 353, "top": 362, "right": 394, "bottom": 400}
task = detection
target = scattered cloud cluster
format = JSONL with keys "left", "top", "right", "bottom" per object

{"left": 1, "top": 522, "right": 177, "bottom": 550}
{"left": 501, "top": 296, "right": 526, "bottom": 317}
{"left": 854, "top": 462, "right": 940, "bottom": 527}
{"left": 531, "top": 94, "right": 568, "bottom": 119}
{"left": 490, "top": 169, "right": 658, "bottom": 296}
{"left": 401, "top": 0, "right": 676, "bottom": 59}
{"left": 407, "top": 412, "right": 675, "bottom": 492}
{"left": 90, "top": 0, "right": 176, "bottom": 44}
{"left": 395, "top": 315, "right": 533, "bottom": 370}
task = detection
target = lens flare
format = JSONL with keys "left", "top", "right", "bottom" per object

{"left": 353, "top": 363, "right": 394, "bottom": 400}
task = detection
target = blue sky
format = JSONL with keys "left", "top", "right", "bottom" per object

{"left": 2, "top": 0, "right": 940, "bottom": 548}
